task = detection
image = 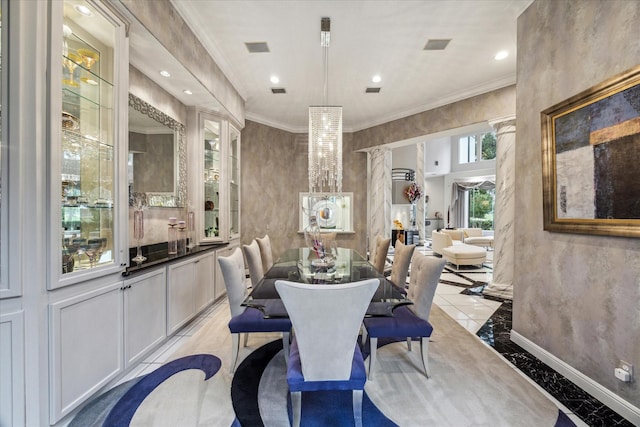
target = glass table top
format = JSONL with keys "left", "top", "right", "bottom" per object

{"left": 243, "top": 247, "right": 411, "bottom": 318}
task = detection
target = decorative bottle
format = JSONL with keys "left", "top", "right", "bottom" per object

{"left": 187, "top": 211, "right": 195, "bottom": 249}
{"left": 168, "top": 217, "right": 178, "bottom": 255}
{"left": 177, "top": 220, "right": 187, "bottom": 255}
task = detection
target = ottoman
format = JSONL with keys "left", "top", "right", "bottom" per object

{"left": 441, "top": 244, "right": 487, "bottom": 269}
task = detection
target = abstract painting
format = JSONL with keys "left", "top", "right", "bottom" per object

{"left": 541, "top": 65, "right": 640, "bottom": 237}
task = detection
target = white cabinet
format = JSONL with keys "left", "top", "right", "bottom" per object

{"left": 48, "top": 0, "right": 129, "bottom": 289}
{"left": 124, "top": 268, "right": 167, "bottom": 368}
{"left": 49, "top": 281, "right": 124, "bottom": 422}
{"left": 49, "top": 266, "right": 167, "bottom": 422}
{"left": 0, "top": 310, "right": 25, "bottom": 427}
{"left": 167, "top": 258, "right": 196, "bottom": 334}
{"left": 167, "top": 251, "right": 215, "bottom": 334}
{"left": 194, "top": 252, "right": 215, "bottom": 313}
{"left": 189, "top": 110, "right": 242, "bottom": 245}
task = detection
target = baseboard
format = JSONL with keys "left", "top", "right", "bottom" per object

{"left": 511, "top": 330, "right": 640, "bottom": 425}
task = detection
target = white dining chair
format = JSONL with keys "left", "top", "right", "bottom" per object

{"left": 275, "top": 278, "right": 379, "bottom": 427}
{"left": 243, "top": 239, "right": 264, "bottom": 287}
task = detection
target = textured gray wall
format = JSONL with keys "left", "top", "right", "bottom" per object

{"left": 515, "top": 0, "right": 639, "bottom": 405}
{"left": 241, "top": 86, "right": 515, "bottom": 258}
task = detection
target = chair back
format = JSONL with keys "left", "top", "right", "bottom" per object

{"left": 242, "top": 240, "right": 264, "bottom": 287}
{"left": 406, "top": 252, "right": 445, "bottom": 321}
{"left": 217, "top": 247, "right": 248, "bottom": 318}
{"left": 275, "top": 279, "right": 379, "bottom": 381}
{"left": 389, "top": 240, "right": 416, "bottom": 287}
{"left": 372, "top": 235, "right": 391, "bottom": 274}
{"left": 256, "top": 234, "right": 274, "bottom": 273}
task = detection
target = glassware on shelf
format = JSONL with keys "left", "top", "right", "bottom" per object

{"left": 62, "top": 52, "right": 83, "bottom": 87}
{"left": 168, "top": 217, "right": 178, "bottom": 255}
{"left": 86, "top": 238, "right": 103, "bottom": 268}
{"left": 132, "top": 210, "right": 146, "bottom": 263}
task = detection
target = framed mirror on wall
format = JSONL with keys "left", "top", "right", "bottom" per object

{"left": 128, "top": 93, "right": 186, "bottom": 208}
{"left": 299, "top": 192, "right": 354, "bottom": 233}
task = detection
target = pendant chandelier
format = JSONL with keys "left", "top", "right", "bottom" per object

{"left": 308, "top": 17, "right": 342, "bottom": 193}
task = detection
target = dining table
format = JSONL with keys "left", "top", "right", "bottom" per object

{"left": 242, "top": 247, "right": 412, "bottom": 318}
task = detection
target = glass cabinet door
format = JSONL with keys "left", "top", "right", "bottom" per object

{"left": 229, "top": 125, "right": 240, "bottom": 239}
{"left": 203, "top": 118, "right": 221, "bottom": 241}
{"left": 51, "top": 0, "right": 126, "bottom": 287}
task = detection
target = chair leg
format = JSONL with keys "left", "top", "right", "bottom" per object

{"left": 368, "top": 337, "right": 378, "bottom": 380}
{"left": 282, "top": 332, "right": 290, "bottom": 366}
{"left": 406, "top": 337, "right": 412, "bottom": 351}
{"left": 361, "top": 325, "right": 367, "bottom": 345}
{"left": 231, "top": 333, "right": 240, "bottom": 373}
{"left": 291, "top": 391, "right": 302, "bottom": 427}
{"left": 353, "top": 389, "right": 364, "bottom": 427}
{"left": 243, "top": 332, "right": 249, "bottom": 347}
{"left": 420, "top": 337, "right": 430, "bottom": 378}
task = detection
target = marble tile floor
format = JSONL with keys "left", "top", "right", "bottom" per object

{"left": 77, "top": 250, "right": 632, "bottom": 427}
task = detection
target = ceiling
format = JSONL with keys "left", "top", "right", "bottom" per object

{"left": 135, "top": 1, "right": 533, "bottom": 133}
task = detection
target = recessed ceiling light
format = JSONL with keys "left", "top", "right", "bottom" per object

{"left": 159, "top": 70, "right": 171, "bottom": 77}
{"left": 372, "top": 75, "right": 382, "bottom": 83}
{"left": 74, "top": 4, "right": 93, "bottom": 16}
{"left": 183, "top": 89, "right": 193, "bottom": 95}
{"left": 270, "top": 75, "right": 280, "bottom": 84}
{"left": 495, "top": 50, "right": 508, "bottom": 60}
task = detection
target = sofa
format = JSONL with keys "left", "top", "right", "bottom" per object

{"left": 431, "top": 230, "right": 487, "bottom": 269}
{"left": 460, "top": 228, "right": 494, "bottom": 249}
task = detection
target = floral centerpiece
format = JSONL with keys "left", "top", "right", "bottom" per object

{"left": 404, "top": 182, "right": 423, "bottom": 203}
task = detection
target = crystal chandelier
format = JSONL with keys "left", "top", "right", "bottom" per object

{"left": 308, "top": 17, "right": 342, "bottom": 193}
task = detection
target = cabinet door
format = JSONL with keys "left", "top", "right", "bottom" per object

{"left": 49, "top": 281, "right": 123, "bottom": 422}
{"left": 49, "top": 0, "right": 128, "bottom": 289}
{"left": 228, "top": 125, "right": 241, "bottom": 240}
{"left": 0, "top": 310, "right": 24, "bottom": 427}
{"left": 200, "top": 115, "right": 223, "bottom": 244}
{"left": 194, "top": 252, "right": 214, "bottom": 313}
{"left": 124, "top": 268, "right": 166, "bottom": 368}
{"left": 167, "top": 259, "right": 195, "bottom": 334}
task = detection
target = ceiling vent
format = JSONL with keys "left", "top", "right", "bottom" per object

{"left": 271, "top": 88, "right": 286, "bottom": 94}
{"left": 423, "top": 39, "right": 451, "bottom": 50}
{"left": 366, "top": 87, "right": 381, "bottom": 93}
{"left": 245, "top": 42, "right": 270, "bottom": 53}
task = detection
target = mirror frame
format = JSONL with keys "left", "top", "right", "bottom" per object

{"left": 128, "top": 93, "right": 186, "bottom": 207}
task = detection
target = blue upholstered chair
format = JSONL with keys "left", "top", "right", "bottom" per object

{"left": 363, "top": 252, "right": 445, "bottom": 379}
{"left": 218, "top": 247, "right": 291, "bottom": 373}
{"left": 275, "top": 278, "right": 380, "bottom": 427}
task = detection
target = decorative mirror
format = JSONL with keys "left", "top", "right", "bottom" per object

{"left": 128, "top": 93, "right": 186, "bottom": 207}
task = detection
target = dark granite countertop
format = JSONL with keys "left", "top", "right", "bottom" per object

{"left": 124, "top": 241, "right": 228, "bottom": 276}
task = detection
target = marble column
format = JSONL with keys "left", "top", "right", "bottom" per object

{"left": 484, "top": 115, "right": 516, "bottom": 300}
{"left": 415, "top": 142, "right": 425, "bottom": 244}
{"left": 368, "top": 147, "right": 392, "bottom": 257}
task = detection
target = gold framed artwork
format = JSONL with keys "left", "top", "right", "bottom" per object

{"left": 541, "top": 65, "right": 640, "bottom": 237}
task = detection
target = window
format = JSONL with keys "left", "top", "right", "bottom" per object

{"left": 457, "top": 131, "right": 496, "bottom": 164}
{"left": 467, "top": 187, "right": 495, "bottom": 230}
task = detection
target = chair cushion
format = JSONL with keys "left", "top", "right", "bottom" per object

{"left": 441, "top": 245, "right": 486, "bottom": 260}
{"left": 286, "top": 338, "right": 366, "bottom": 392}
{"left": 363, "top": 305, "right": 433, "bottom": 339}
{"left": 228, "top": 306, "right": 292, "bottom": 333}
